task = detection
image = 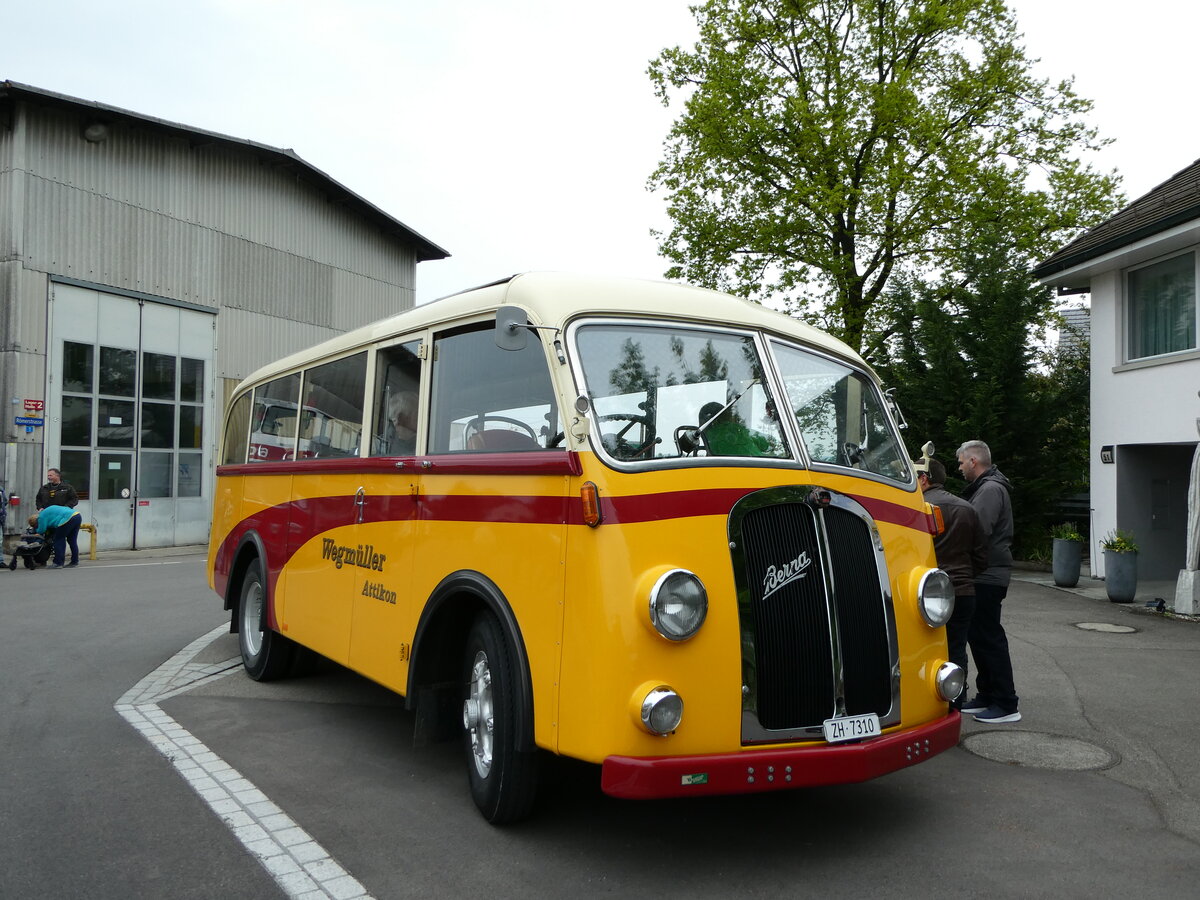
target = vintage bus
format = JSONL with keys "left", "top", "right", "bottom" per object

{"left": 207, "top": 272, "right": 963, "bottom": 824}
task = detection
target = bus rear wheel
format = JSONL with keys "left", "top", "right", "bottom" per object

{"left": 461, "top": 611, "right": 538, "bottom": 824}
{"left": 238, "top": 558, "right": 294, "bottom": 681}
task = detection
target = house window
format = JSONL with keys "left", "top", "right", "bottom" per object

{"left": 1127, "top": 251, "right": 1196, "bottom": 360}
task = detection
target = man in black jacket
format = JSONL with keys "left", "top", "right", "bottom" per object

{"left": 35, "top": 468, "right": 79, "bottom": 510}
{"left": 956, "top": 440, "right": 1020, "bottom": 724}
{"left": 917, "top": 456, "right": 987, "bottom": 708}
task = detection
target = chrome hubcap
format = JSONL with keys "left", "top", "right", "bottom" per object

{"left": 242, "top": 580, "right": 263, "bottom": 657}
{"left": 464, "top": 651, "right": 494, "bottom": 778}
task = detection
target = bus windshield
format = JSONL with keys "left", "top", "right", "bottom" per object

{"left": 771, "top": 340, "right": 909, "bottom": 481}
{"left": 574, "top": 323, "right": 790, "bottom": 462}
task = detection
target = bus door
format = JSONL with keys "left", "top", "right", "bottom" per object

{"left": 417, "top": 323, "right": 570, "bottom": 716}
{"left": 347, "top": 339, "right": 424, "bottom": 693}
{"left": 277, "top": 352, "right": 369, "bottom": 664}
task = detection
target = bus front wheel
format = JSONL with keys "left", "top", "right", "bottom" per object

{"left": 461, "top": 611, "right": 538, "bottom": 824}
{"left": 238, "top": 558, "right": 295, "bottom": 681}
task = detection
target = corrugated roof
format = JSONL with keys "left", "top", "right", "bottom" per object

{"left": 1033, "top": 157, "right": 1200, "bottom": 279}
{"left": 0, "top": 80, "right": 450, "bottom": 262}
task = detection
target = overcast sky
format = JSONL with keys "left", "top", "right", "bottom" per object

{"left": 5, "top": 0, "right": 1199, "bottom": 305}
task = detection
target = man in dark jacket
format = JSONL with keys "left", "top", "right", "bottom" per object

{"left": 35, "top": 468, "right": 79, "bottom": 510}
{"left": 956, "top": 440, "right": 1020, "bottom": 724}
{"left": 917, "top": 456, "right": 987, "bottom": 707}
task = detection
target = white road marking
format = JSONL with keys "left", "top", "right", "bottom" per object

{"left": 115, "top": 625, "right": 374, "bottom": 900}
{"left": 87, "top": 561, "right": 185, "bottom": 569}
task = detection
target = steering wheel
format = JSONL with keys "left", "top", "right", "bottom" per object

{"left": 464, "top": 415, "right": 539, "bottom": 444}
{"left": 597, "top": 412, "right": 658, "bottom": 459}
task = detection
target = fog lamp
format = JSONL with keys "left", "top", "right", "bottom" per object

{"left": 936, "top": 661, "right": 965, "bottom": 702}
{"left": 640, "top": 687, "right": 683, "bottom": 735}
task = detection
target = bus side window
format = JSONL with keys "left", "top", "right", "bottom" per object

{"left": 370, "top": 341, "right": 422, "bottom": 456}
{"left": 249, "top": 373, "right": 301, "bottom": 462}
{"left": 429, "top": 325, "right": 562, "bottom": 454}
{"left": 297, "top": 352, "right": 368, "bottom": 459}
{"left": 221, "top": 392, "right": 252, "bottom": 465}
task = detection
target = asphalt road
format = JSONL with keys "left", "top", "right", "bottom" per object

{"left": 3, "top": 550, "right": 1199, "bottom": 899}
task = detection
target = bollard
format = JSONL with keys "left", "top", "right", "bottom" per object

{"left": 80, "top": 522, "right": 98, "bottom": 560}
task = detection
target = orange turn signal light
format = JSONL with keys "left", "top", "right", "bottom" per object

{"left": 929, "top": 503, "right": 945, "bottom": 536}
{"left": 581, "top": 481, "right": 602, "bottom": 527}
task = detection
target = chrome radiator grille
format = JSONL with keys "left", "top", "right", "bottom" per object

{"left": 731, "top": 487, "right": 898, "bottom": 743}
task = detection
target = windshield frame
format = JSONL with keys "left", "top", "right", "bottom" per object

{"left": 566, "top": 315, "right": 914, "bottom": 488}
{"left": 567, "top": 317, "right": 798, "bottom": 472}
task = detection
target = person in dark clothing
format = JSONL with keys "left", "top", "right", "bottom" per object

{"left": 35, "top": 468, "right": 79, "bottom": 510}
{"left": 916, "top": 455, "right": 987, "bottom": 707}
{"left": 956, "top": 439, "right": 1020, "bottom": 724}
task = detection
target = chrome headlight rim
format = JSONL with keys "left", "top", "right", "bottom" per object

{"left": 918, "top": 568, "right": 955, "bottom": 627}
{"left": 936, "top": 661, "right": 965, "bottom": 702}
{"left": 640, "top": 686, "right": 683, "bottom": 735}
{"left": 649, "top": 568, "right": 708, "bottom": 642}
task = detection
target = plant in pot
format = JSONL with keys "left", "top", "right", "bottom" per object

{"left": 1101, "top": 529, "right": 1139, "bottom": 603}
{"left": 1050, "top": 522, "right": 1084, "bottom": 588}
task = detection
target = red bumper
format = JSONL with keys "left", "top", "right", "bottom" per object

{"left": 601, "top": 712, "right": 961, "bottom": 799}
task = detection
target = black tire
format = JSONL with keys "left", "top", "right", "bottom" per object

{"left": 461, "top": 611, "right": 538, "bottom": 824}
{"left": 238, "top": 558, "right": 295, "bottom": 681}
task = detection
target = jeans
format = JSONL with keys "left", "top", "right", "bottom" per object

{"left": 947, "top": 593, "right": 976, "bottom": 692}
{"left": 968, "top": 581, "right": 1019, "bottom": 712}
{"left": 52, "top": 514, "right": 82, "bottom": 566}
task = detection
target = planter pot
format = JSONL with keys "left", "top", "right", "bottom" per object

{"left": 1052, "top": 538, "right": 1082, "bottom": 588}
{"left": 1104, "top": 549, "right": 1138, "bottom": 602}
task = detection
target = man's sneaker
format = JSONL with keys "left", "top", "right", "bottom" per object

{"left": 959, "top": 696, "right": 990, "bottom": 715}
{"left": 974, "top": 706, "right": 1021, "bottom": 724}
{"left": 66, "top": 561, "right": 79, "bottom": 568}
{"left": 49, "top": 563, "right": 65, "bottom": 569}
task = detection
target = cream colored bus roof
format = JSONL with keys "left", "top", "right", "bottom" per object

{"left": 239, "top": 272, "right": 864, "bottom": 388}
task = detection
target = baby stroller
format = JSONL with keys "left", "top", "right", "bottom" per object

{"left": 7, "top": 528, "right": 52, "bottom": 570}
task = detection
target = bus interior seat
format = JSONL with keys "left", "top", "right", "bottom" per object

{"left": 466, "top": 430, "right": 540, "bottom": 451}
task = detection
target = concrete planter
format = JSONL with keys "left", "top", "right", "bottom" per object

{"left": 1052, "top": 538, "right": 1082, "bottom": 588}
{"left": 1104, "top": 550, "right": 1138, "bottom": 603}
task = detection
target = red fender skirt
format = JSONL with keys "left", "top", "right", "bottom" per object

{"left": 601, "top": 711, "right": 961, "bottom": 799}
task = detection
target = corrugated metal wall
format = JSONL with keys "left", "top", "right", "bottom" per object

{"left": 1, "top": 93, "right": 435, "bottom": 539}
{"left": 18, "top": 105, "right": 416, "bottom": 324}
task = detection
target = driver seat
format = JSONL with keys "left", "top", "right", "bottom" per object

{"left": 466, "top": 430, "right": 541, "bottom": 451}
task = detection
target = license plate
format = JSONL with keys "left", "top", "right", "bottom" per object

{"left": 822, "top": 713, "right": 881, "bottom": 744}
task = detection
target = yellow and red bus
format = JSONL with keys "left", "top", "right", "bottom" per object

{"left": 207, "top": 272, "right": 963, "bottom": 823}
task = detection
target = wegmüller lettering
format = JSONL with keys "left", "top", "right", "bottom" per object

{"left": 321, "top": 538, "right": 387, "bottom": 572}
{"left": 362, "top": 580, "right": 397, "bottom": 605}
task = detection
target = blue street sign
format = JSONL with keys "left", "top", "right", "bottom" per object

{"left": 15, "top": 417, "right": 44, "bottom": 427}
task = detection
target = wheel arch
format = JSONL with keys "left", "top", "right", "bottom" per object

{"left": 224, "top": 531, "right": 270, "bottom": 633}
{"left": 407, "top": 570, "right": 536, "bottom": 752}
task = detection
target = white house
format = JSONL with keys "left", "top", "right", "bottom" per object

{"left": 1033, "top": 158, "right": 1200, "bottom": 609}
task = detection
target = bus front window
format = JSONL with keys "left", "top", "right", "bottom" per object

{"left": 575, "top": 323, "right": 789, "bottom": 462}
{"left": 771, "top": 341, "right": 909, "bottom": 482}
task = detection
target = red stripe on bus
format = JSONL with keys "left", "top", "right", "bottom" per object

{"left": 213, "top": 485, "right": 934, "bottom": 608}
{"left": 216, "top": 450, "right": 582, "bottom": 479}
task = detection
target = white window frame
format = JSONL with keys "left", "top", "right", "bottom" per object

{"left": 1124, "top": 248, "right": 1198, "bottom": 363}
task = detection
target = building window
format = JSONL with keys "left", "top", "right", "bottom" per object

{"left": 1127, "top": 251, "right": 1196, "bottom": 360}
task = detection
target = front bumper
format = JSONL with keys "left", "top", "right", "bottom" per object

{"left": 601, "top": 711, "right": 961, "bottom": 799}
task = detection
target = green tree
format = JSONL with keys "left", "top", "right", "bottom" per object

{"left": 649, "top": 0, "right": 1122, "bottom": 353}
{"left": 874, "top": 243, "right": 1090, "bottom": 555}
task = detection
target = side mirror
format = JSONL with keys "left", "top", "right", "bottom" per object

{"left": 495, "top": 306, "right": 529, "bottom": 351}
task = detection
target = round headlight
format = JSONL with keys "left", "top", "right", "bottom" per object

{"left": 936, "top": 661, "right": 965, "bottom": 702}
{"left": 641, "top": 687, "right": 683, "bottom": 735}
{"left": 649, "top": 569, "right": 708, "bottom": 641}
{"left": 918, "top": 569, "right": 955, "bottom": 627}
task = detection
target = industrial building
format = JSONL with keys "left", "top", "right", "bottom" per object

{"left": 1, "top": 81, "right": 447, "bottom": 549}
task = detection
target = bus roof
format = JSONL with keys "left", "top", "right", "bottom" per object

{"left": 237, "top": 272, "right": 864, "bottom": 389}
